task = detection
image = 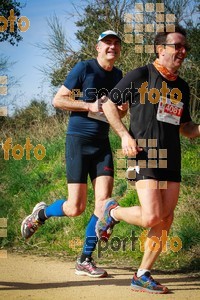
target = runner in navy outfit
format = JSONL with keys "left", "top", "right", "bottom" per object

{"left": 21, "top": 30, "right": 127, "bottom": 277}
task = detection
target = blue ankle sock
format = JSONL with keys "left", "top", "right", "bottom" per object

{"left": 45, "top": 199, "right": 66, "bottom": 218}
{"left": 82, "top": 214, "right": 98, "bottom": 257}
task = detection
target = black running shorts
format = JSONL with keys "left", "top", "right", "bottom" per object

{"left": 128, "top": 170, "right": 181, "bottom": 182}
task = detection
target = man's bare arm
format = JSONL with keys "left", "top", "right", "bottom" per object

{"left": 102, "top": 98, "right": 143, "bottom": 156}
{"left": 52, "top": 85, "right": 101, "bottom": 113}
{"left": 180, "top": 121, "right": 200, "bottom": 138}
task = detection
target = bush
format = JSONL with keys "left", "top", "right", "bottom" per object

{"left": 0, "top": 101, "right": 199, "bottom": 271}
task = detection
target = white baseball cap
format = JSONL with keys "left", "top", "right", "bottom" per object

{"left": 97, "top": 30, "right": 121, "bottom": 42}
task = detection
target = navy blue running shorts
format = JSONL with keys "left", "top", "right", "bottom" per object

{"left": 66, "top": 135, "right": 114, "bottom": 183}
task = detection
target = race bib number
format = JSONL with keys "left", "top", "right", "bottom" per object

{"left": 88, "top": 111, "right": 108, "bottom": 123}
{"left": 157, "top": 97, "right": 183, "bottom": 125}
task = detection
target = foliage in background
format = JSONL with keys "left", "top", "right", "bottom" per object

{"left": 0, "top": 0, "right": 24, "bottom": 46}
{"left": 0, "top": 0, "right": 199, "bottom": 271}
{"left": 0, "top": 1, "right": 25, "bottom": 111}
{"left": 0, "top": 101, "right": 199, "bottom": 271}
{"left": 37, "top": 0, "right": 199, "bottom": 119}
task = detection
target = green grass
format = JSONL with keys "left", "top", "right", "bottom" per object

{"left": 0, "top": 105, "right": 199, "bottom": 271}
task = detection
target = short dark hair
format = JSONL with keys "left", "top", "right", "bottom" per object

{"left": 154, "top": 24, "right": 187, "bottom": 57}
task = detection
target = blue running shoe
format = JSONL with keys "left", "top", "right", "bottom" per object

{"left": 131, "top": 272, "right": 169, "bottom": 294}
{"left": 96, "top": 198, "right": 119, "bottom": 241}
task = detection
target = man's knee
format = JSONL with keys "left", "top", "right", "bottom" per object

{"left": 68, "top": 208, "right": 84, "bottom": 217}
{"left": 62, "top": 202, "right": 85, "bottom": 217}
{"left": 142, "top": 214, "right": 162, "bottom": 228}
{"left": 143, "top": 212, "right": 174, "bottom": 228}
{"left": 163, "top": 212, "right": 174, "bottom": 227}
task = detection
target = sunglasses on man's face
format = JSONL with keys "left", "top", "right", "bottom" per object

{"left": 163, "top": 43, "right": 190, "bottom": 52}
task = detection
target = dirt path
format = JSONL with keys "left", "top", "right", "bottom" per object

{"left": 0, "top": 253, "right": 199, "bottom": 300}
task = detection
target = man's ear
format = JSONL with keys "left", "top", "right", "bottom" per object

{"left": 157, "top": 44, "right": 165, "bottom": 57}
{"left": 96, "top": 42, "right": 101, "bottom": 52}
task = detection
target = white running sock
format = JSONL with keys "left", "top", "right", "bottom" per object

{"left": 110, "top": 206, "right": 119, "bottom": 221}
{"left": 137, "top": 269, "right": 151, "bottom": 277}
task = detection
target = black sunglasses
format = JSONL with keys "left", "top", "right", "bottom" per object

{"left": 163, "top": 43, "right": 190, "bottom": 52}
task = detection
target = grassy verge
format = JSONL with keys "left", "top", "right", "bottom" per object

{"left": 0, "top": 104, "right": 199, "bottom": 272}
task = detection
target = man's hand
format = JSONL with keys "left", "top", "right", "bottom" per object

{"left": 88, "top": 98, "right": 103, "bottom": 113}
{"left": 118, "top": 102, "right": 129, "bottom": 112}
{"left": 180, "top": 121, "right": 200, "bottom": 138}
{"left": 121, "top": 135, "right": 143, "bottom": 157}
{"left": 117, "top": 102, "right": 128, "bottom": 118}
{"left": 87, "top": 96, "right": 109, "bottom": 113}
